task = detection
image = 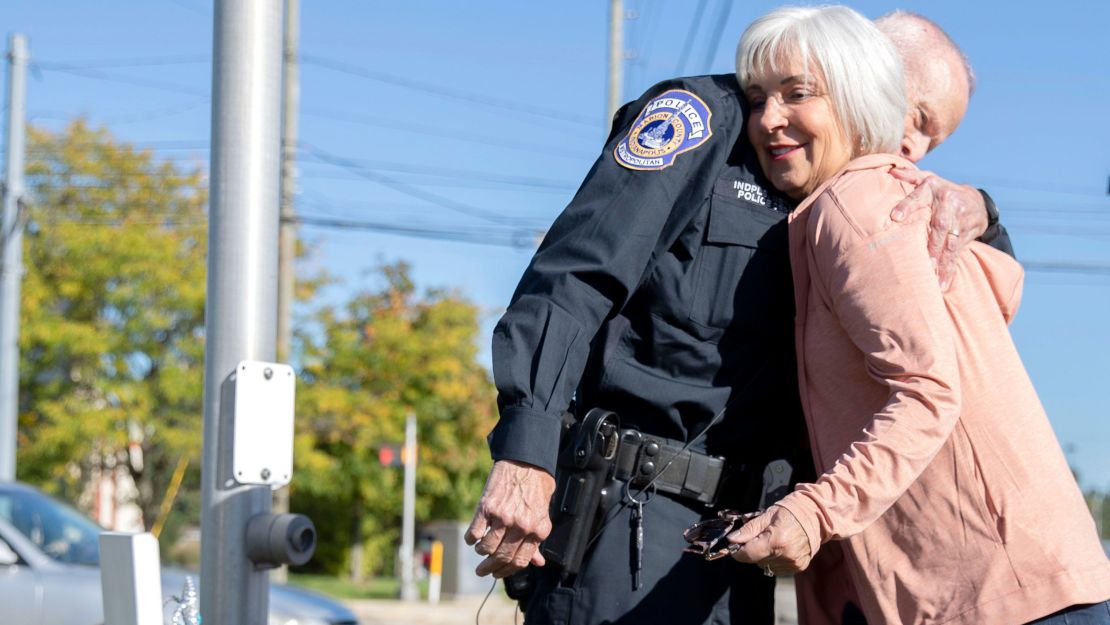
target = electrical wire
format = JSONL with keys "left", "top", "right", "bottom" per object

{"left": 34, "top": 55, "right": 208, "bottom": 70}
{"left": 699, "top": 0, "right": 733, "bottom": 72}
{"left": 301, "top": 107, "right": 593, "bottom": 160}
{"left": 675, "top": 0, "right": 709, "bottom": 75}
{"left": 290, "top": 214, "right": 542, "bottom": 249}
{"left": 296, "top": 147, "right": 577, "bottom": 192}
{"left": 33, "top": 64, "right": 207, "bottom": 97}
{"left": 1023, "top": 262, "right": 1110, "bottom": 276}
{"left": 475, "top": 579, "right": 498, "bottom": 625}
{"left": 299, "top": 143, "right": 535, "bottom": 226}
{"left": 300, "top": 53, "right": 597, "bottom": 128}
{"left": 29, "top": 100, "right": 207, "bottom": 126}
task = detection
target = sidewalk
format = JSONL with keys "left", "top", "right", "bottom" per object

{"left": 344, "top": 578, "right": 798, "bottom": 625}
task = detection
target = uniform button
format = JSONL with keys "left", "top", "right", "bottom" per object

{"left": 641, "top": 461, "right": 656, "bottom": 475}
{"left": 644, "top": 442, "right": 660, "bottom": 456}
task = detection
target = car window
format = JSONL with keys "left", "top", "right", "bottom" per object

{"left": 0, "top": 535, "right": 20, "bottom": 565}
{"left": 0, "top": 489, "right": 102, "bottom": 566}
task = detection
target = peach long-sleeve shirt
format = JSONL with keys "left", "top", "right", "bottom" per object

{"left": 776, "top": 154, "right": 1110, "bottom": 625}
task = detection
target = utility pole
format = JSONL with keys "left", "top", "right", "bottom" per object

{"left": 272, "top": 0, "right": 299, "bottom": 585}
{"left": 200, "top": 2, "right": 283, "bottom": 623}
{"left": 399, "top": 413, "right": 418, "bottom": 601}
{"left": 0, "top": 34, "right": 28, "bottom": 482}
{"left": 606, "top": 0, "right": 624, "bottom": 129}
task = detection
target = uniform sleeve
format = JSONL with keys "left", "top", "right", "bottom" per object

{"left": 975, "top": 189, "right": 1015, "bottom": 258}
{"left": 775, "top": 190, "right": 963, "bottom": 558}
{"left": 488, "top": 80, "right": 739, "bottom": 475}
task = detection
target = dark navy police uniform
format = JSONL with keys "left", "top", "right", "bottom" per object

{"left": 488, "top": 75, "right": 1010, "bottom": 625}
{"left": 491, "top": 74, "right": 802, "bottom": 625}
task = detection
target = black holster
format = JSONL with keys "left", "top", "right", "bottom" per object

{"left": 540, "top": 408, "right": 620, "bottom": 579}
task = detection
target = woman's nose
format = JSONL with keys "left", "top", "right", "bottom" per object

{"left": 758, "top": 97, "right": 788, "bottom": 132}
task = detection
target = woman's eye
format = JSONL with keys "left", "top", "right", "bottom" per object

{"left": 750, "top": 98, "right": 767, "bottom": 110}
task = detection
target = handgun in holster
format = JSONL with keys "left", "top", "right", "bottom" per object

{"left": 540, "top": 407, "right": 621, "bottom": 579}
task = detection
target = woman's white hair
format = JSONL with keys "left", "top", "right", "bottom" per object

{"left": 735, "top": 5, "right": 905, "bottom": 155}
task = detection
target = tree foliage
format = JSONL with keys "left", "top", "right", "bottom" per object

{"left": 18, "top": 120, "right": 208, "bottom": 539}
{"left": 291, "top": 263, "right": 496, "bottom": 577}
{"left": 15, "top": 120, "right": 497, "bottom": 574}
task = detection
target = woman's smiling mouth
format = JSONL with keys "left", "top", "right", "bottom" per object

{"left": 769, "top": 144, "right": 805, "bottom": 160}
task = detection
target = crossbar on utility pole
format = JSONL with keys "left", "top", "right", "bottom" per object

{"left": 0, "top": 34, "right": 28, "bottom": 482}
{"left": 200, "top": 3, "right": 284, "bottom": 624}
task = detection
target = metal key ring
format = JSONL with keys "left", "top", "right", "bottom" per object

{"left": 621, "top": 480, "right": 657, "bottom": 505}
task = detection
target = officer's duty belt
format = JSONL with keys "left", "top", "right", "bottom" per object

{"left": 613, "top": 429, "right": 728, "bottom": 506}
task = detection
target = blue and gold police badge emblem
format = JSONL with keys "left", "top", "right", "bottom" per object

{"left": 614, "top": 89, "right": 712, "bottom": 171}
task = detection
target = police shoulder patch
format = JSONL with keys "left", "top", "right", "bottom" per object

{"left": 614, "top": 89, "right": 713, "bottom": 171}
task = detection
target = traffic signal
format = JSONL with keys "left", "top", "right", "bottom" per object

{"left": 378, "top": 444, "right": 402, "bottom": 467}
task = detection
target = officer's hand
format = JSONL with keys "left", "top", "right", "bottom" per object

{"left": 726, "top": 505, "right": 813, "bottom": 575}
{"left": 465, "top": 459, "right": 556, "bottom": 578}
{"left": 889, "top": 168, "right": 988, "bottom": 291}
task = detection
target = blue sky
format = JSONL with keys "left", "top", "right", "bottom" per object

{"left": 3, "top": 1, "right": 1108, "bottom": 490}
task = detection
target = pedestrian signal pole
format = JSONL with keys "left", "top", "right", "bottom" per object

{"left": 0, "top": 33, "right": 28, "bottom": 482}
{"left": 201, "top": 2, "right": 284, "bottom": 623}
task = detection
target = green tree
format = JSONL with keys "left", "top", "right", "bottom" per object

{"left": 291, "top": 263, "right": 497, "bottom": 579}
{"left": 17, "top": 120, "right": 207, "bottom": 543}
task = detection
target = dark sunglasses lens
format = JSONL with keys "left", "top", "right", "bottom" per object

{"left": 683, "top": 517, "right": 733, "bottom": 551}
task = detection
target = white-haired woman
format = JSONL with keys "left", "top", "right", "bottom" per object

{"left": 722, "top": 6, "right": 1110, "bottom": 625}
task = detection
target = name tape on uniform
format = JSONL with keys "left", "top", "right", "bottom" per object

{"left": 614, "top": 89, "right": 713, "bottom": 171}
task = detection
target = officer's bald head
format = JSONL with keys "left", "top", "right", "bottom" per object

{"left": 875, "top": 11, "right": 972, "bottom": 162}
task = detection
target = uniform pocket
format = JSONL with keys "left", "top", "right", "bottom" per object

{"left": 687, "top": 193, "right": 788, "bottom": 331}
{"left": 541, "top": 587, "right": 576, "bottom": 625}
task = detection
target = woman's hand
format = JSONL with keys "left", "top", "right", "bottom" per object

{"left": 727, "top": 505, "right": 813, "bottom": 575}
{"left": 888, "top": 168, "right": 988, "bottom": 291}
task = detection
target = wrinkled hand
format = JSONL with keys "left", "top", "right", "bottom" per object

{"left": 727, "top": 506, "right": 813, "bottom": 575}
{"left": 889, "top": 168, "right": 988, "bottom": 291}
{"left": 465, "top": 460, "right": 556, "bottom": 578}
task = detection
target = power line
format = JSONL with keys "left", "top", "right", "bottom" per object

{"left": 1024, "top": 261, "right": 1110, "bottom": 276}
{"left": 294, "top": 191, "right": 551, "bottom": 228}
{"left": 296, "top": 146, "right": 576, "bottom": 192}
{"left": 300, "top": 53, "right": 597, "bottom": 128}
{"left": 33, "top": 65, "right": 207, "bottom": 97}
{"left": 699, "top": 0, "right": 733, "bottom": 71}
{"left": 300, "top": 143, "right": 528, "bottom": 226}
{"left": 33, "top": 55, "right": 208, "bottom": 70}
{"left": 301, "top": 107, "right": 593, "bottom": 160}
{"left": 289, "top": 214, "right": 541, "bottom": 249}
{"left": 28, "top": 99, "right": 207, "bottom": 125}
{"left": 28, "top": 140, "right": 210, "bottom": 151}
{"left": 630, "top": 0, "right": 665, "bottom": 85}
{"left": 297, "top": 170, "right": 570, "bottom": 195}
{"left": 675, "top": 0, "right": 708, "bottom": 75}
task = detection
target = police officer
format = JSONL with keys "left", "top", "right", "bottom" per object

{"left": 466, "top": 26, "right": 1011, "bottom": 624}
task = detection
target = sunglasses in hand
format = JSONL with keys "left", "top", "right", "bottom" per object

{"left": 682, "top": 509, "right": 761, "bottom": 561}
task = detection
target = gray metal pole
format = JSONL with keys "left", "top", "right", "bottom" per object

{"left": 201, "top": 3, "right": 283, "bottom": 624}
{"left": 272, "top": 0, "right": 299, "bottom": 585}
{"left": 399, "top": 413, "right": 417, "bottom": 601}
{"left": 0, "top": 34, "right": 28, "bottom": 482}
{"left": 606, "top": 0, "right": 624, "bottom": 128}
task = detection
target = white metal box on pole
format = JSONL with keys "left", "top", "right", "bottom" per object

{"left": 99, "top": 532, "right": 164, "bottom": 625}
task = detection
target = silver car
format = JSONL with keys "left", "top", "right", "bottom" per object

{"left": 0, "top": 481, "right": 358, "bottom": 625}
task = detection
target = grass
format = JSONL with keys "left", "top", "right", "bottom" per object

{"left": 287, "top": 573, "right": 430, "bottom": 600}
